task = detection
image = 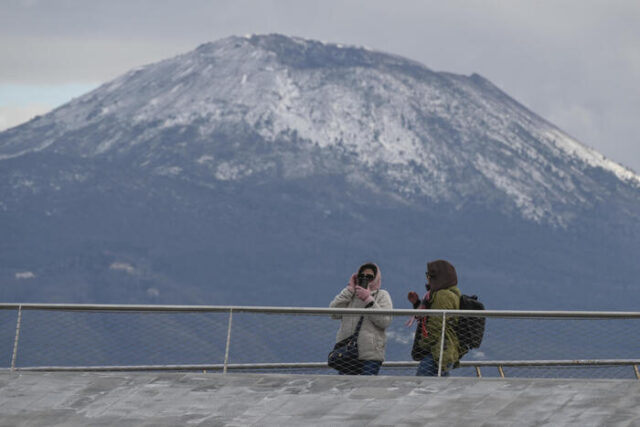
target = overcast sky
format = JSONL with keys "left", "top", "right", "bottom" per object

{"left": 1, "top": 0, "right": 639, "bottom": 172}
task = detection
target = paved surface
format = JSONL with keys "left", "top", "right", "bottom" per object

{"left": 0, "top": 371, "right": 639, "bottom": 426}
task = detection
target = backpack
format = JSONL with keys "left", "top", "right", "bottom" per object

{"left": 456, "top": 294, "right": 485, "bottom": 356}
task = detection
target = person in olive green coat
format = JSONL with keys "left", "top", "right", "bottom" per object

{"left": 408, "top": 259, "right": 461, "bottom": 376}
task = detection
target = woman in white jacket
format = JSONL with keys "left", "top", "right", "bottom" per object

{"left": 329, "top": 262, "right": 393, "bottom": 375}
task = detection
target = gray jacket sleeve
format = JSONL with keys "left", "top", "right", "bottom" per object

{"left": 329, "top": 287, "right": 355, "bottom": 319}
{"left": 366, "top": 290, "right": 393, "bottom": 329}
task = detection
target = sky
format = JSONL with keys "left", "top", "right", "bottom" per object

{"left": 1, "top": 0, "right": 639, "bottom": 172}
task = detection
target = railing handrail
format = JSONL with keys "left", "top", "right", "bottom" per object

{"left": 3, "top": 359, "right": 640, "bottom": 372}
{"left": 2, "top": 303, "right": 639, "bottom": 379}
{"left": 1, "top": 303, "right": 639, "bottom": 318}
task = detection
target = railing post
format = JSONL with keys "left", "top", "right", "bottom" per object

{"left": 11, "top": 305, "right": 23, "bottom": 371}
{"left": 633, "top": 364, "right": 640, "bottom": 380}
{"left": 223, "top": 308, "right": 233, "bottom": 374}
{"left": 498, "top": 365, "right": 505, "bottom": 378}
{"left": 475, "top": 366, "right": 482, "bottom": 378}
{"left": 437, "top": 312, "right": 447, "bottom": 377}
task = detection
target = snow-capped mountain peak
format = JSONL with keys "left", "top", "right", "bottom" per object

{"left": 1, "top": 34, "right": 639, "bottom": 226}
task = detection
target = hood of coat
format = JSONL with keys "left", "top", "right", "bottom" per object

{"left": 357, "top": 262, "right": 382, "bottom": 292}
{"left": 427, "top": 259, "right": 457, "bottom": 292}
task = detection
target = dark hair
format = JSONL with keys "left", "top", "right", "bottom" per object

{"left": 358, "top": 263, "right": 378, "bottom": 277}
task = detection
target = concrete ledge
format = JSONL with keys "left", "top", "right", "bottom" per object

{"left": 1, "top": 372, "right": 639, "bottom": 426}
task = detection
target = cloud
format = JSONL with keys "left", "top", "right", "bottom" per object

{"left": 0, "top": 83, "right": 99, "bottom": 130}
{"left": 0, "top": 37, "right": 189, "bottom": 85}
{"left": 468, "top": 350, "right": 486, "bottom": 360}
{"left": 146, "top": 288, "right": 160, "bottom": 298}
{"left": 15, "top": 271, "right": 36, "bottom": 279}
{"left": 109, "top": 262, "right": 136, "bottom": 275}
{"left": 0, "top": 104, "right": 50, "bottom": 131}
{"left": 0, "top": 0, "right": 638, "bottom": 171}
{"left": 386, "top": 328, "right": 413, "bottom": 345}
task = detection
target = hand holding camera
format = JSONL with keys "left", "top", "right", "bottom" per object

{"left": 354, "top": 272, "right": 375, "bottom": 303}
{"left": 355, "top": 285, "right": 372, "bottom": 303}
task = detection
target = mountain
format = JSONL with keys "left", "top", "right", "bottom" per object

{"left": 1, "top": 34, "right": 639, "bottom": 310}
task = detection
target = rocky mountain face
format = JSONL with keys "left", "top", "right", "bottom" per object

{"left": 1, "top": 34, "right": 639, "bottom": 310}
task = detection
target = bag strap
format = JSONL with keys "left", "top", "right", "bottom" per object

{"left": 352, "top": 289, "right": 380, "bottom": 337}
{"left": 353, "top": 316, "right": 365, "bottom": 338}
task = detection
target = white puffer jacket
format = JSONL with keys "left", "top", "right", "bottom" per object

{"left": 329, "top": 263, "right": 393, "bottom": 361}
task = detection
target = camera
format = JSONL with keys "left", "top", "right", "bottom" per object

{"left": 357, "top": 276, "right": 369, "bottom": 289}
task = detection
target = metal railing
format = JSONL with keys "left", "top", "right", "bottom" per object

{"left": 1, "top": 303, "right": 639, "bottom": 379}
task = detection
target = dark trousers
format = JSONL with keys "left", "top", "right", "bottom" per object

{"left": 339, "top": 360, "right": 382, "bottom": 375}
{"left": 416, "top": 354, "right": 451, "bottom": 376}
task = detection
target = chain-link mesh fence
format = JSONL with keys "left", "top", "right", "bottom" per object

{"left": 1, "top": 305, "right": 638, "bottom": 379}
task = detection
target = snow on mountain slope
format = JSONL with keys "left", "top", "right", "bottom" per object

{"left": 1, "top": 34, "right": 638, "bottom": 226}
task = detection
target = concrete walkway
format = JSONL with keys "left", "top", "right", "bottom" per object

{"left": 1, "top": 371, "right": 639, "bottom": 426}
